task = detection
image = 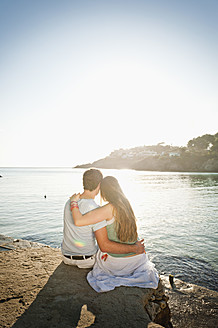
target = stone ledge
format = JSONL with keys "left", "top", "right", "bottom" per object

{"left": 1, "top": 238, "right": 217, "bottom": 328}
{"left": 0, "top": 247, "right": 171, "bottom": 328}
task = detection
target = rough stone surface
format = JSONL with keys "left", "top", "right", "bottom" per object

{"left": 0, "top": 245, "right": 170, "bottom": 328}
{"left": 1, "top": 236, "right": 217, "bottom": 328}
{"left": 0, "top": 234, "right": 48, "bottom": 251}
{"left": 160, "top": 275, "right": 218, "bottom": 328}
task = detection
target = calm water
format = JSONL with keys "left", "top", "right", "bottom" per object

{"left": 0, "top": 167, "right": 217, "bottom": 291}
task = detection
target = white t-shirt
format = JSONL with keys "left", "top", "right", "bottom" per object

{"left": 61, "top": 198, "right": 106, "bottom": 256}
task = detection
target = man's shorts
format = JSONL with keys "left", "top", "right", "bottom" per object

{"left": 62, "top": 254, "right": 96, "bottom": 269}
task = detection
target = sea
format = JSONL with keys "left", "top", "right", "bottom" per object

{"left": 0, "top": 167, "right": 217, "bottom": 291}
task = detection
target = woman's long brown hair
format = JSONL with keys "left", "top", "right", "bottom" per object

{"left": 100, "top": 176, "right": 138, "bottom": 242}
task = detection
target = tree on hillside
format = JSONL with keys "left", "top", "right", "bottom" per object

{"left": 210, "top": 133, "right": 218, "bottom": 155}
{"left": 187, "top": 134, "right": 215, "bottom": 152}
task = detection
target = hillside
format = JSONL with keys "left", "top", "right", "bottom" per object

{"left": 75, "top": 133, "right": 218, "bottom": 172}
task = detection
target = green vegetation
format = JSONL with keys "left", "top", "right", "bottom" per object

{"left": 76, "top": 133, "right": 218, "bottom": 172}
{"left": 187, "top": 133, "right": 218, "bottom": 153}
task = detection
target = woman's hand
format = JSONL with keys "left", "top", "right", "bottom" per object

{"left": 70, "top": 193, "right": 81, "bottom": 202}
{"left": 134, "top": 239, "right": 146, "bottom": 254}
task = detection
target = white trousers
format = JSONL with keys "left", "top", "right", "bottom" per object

{"left": 87, "top": 251, "right": 159, "bottom": 292}
{"left": 62, "top": 254, "right": 96, "bottom": 269}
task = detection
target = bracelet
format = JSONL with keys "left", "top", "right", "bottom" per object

{"left": 71, "top": 205, "right": 79, "bottom": 210}
{"left": 70, "top": 201, "right": 78, "bottom": 206}
{"left": 70, "top": 200, "right": 78, "bottom": 204}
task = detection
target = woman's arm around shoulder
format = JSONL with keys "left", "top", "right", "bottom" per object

{"left": 70, "top": 194, "right": 114, "bottom": 226}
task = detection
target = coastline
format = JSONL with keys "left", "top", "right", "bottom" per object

{"left": 1, "top": 235, "right": 217, "bottom": 328}
{"left": 74, "top": 156, "right": 218, "bottom": 173}
{"left": 74, "top": 134, "right": 218, "bottom": 173}
{"left": 75, "top": 163, "right": 218, "bottom": 173}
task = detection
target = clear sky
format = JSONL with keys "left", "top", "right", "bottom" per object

{"left": 0, "top": 0, "right": 217, "bottom": 167}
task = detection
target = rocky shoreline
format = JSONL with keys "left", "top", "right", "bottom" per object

{"left": 0, "top": 235, "right": 217, "bottom": 328}
{"left": 75, "top": 147, "right": 218, "bottom": 173}
{"left": 75, "top": 156, "right": 218, "bottom": 172}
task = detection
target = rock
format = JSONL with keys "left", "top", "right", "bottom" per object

{"left": 154, "top": 305, "right": 173, "bottom": 328}
{"left": 154, "top": 280, "right": 165, "bottom": 300}
{"left": 1, "top": 238, "right": 217, "bottom": 328}
{"left": 158, "top": 300, "right": 167, "bottom": 310}
{"left": 148, "top": 323, "right": 166, "bottom": 328}
{"left": 0, "top": 247, "right": 171, "bottom": 328}
{"left": 146, "top": 302, "right": 162, "bottom": 321}
{"left": 162, "top": 295, "right": 169, "bottom": 302}
{"left": 0, "top": 234, "right": 48, "bottom": 250}
{"left": 150, "top": 294, "right": 156, "bottom": 301}
{"left": 160, "top": 275, "right": 218, "bottom": 328}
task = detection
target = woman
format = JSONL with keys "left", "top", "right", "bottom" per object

{"left": 70, "top": 176, "right": 159, "bottom": 293}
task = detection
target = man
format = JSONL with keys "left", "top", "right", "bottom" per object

{"left": 61, "top": 169, "right": 144, "bottom": 268}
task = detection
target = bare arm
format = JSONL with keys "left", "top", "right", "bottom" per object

{"left": 95, "top": 227, "right": 145, "bottom": 254}
{"left": 70, "top": 196, "right": 113, "bottom": 226}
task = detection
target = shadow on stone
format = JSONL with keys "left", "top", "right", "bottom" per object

{"left": 10, "top": 261, "right": 159, "bottom": 328}
{"left": 1, "top": 247, "right": 171, "bottom": 328}
{"left": 11, "top": 263, "right": 97, "bottom": 328}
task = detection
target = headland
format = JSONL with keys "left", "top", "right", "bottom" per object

{"left": 75, "top": 133, "right": 218, "bottom": 172}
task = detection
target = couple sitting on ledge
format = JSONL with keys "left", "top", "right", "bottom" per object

{"left": 61, "top": 169, "right": 159, "bottom": 293}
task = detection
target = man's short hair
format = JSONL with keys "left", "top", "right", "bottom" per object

{"left": 83, "top": 169, "right": 103, "bottom": 191}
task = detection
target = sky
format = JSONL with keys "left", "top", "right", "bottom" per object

{"left": 0, "top": 0, "right": 217, "bottom": 167}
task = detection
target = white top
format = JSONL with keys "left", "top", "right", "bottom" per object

{"left": 61, "top": 198, "right": 107, "bottom": 256}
